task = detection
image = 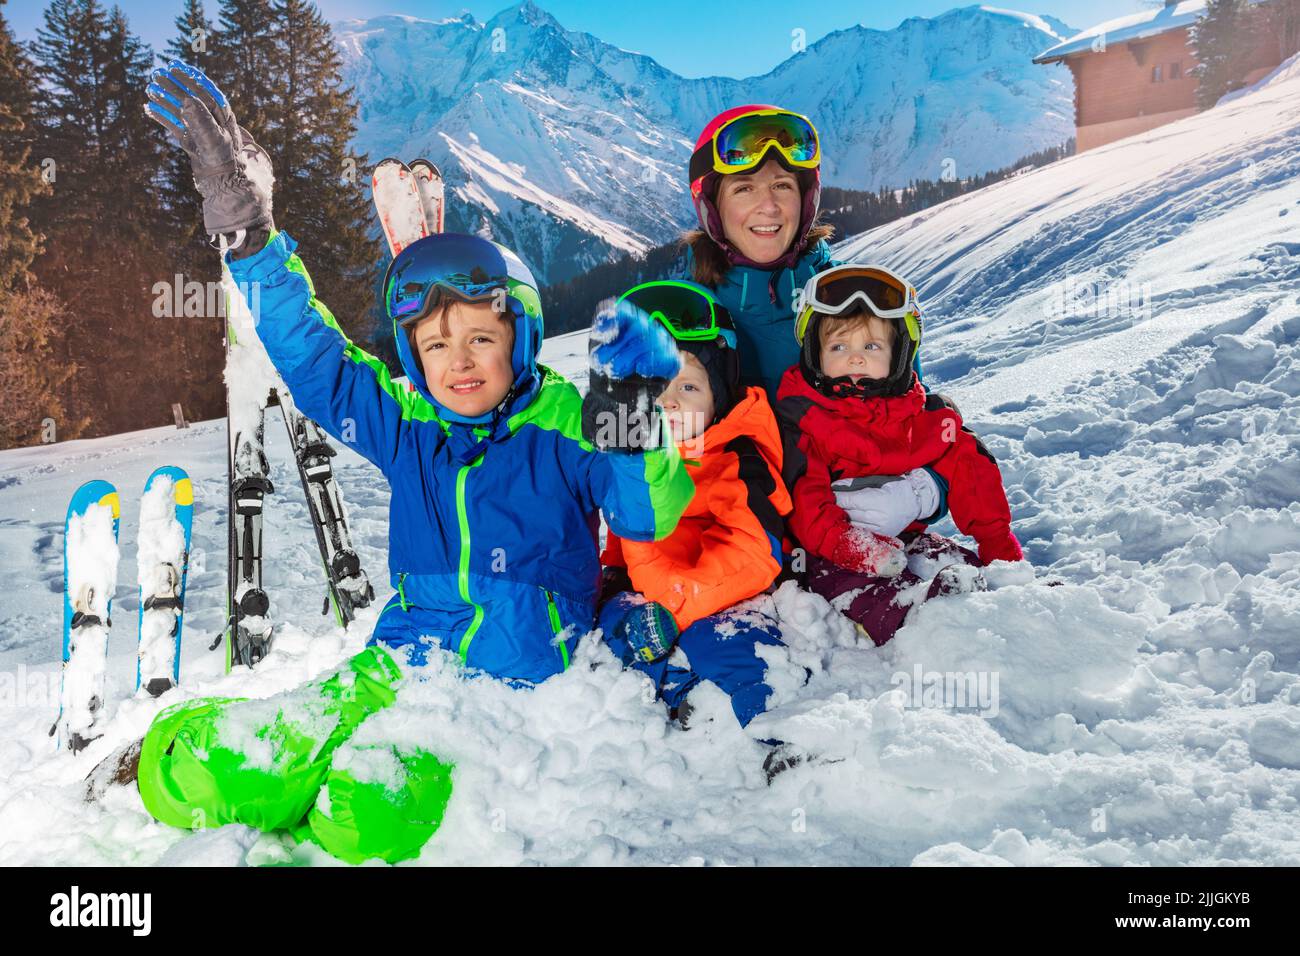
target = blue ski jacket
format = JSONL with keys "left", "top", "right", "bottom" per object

{"left": 225, "top": 231, "right": 693, "bottom": 684}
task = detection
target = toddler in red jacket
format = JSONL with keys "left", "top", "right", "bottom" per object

{"left": 776, "top": 264, "right": 1024, "bottom": 646}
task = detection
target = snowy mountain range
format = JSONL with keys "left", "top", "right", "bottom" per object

{"left": 333, "top": 3, "right": 1078, "bottom": 284}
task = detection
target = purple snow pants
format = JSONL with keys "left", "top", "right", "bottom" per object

{"left": 807, "top": 531, "right": 983, "bottom": 646}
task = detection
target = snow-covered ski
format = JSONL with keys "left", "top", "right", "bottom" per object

{"left": 135, "top": 466, "right": 193, "bottom": 697}
{"left": 54, "top": 480, "right": 121, "bottom": 753}
{"left": 372, "top": 157, "right": 428, "bottom": 256}
{"left": 222, "top": 267, "right": 277, "bottom": 670}
{"left": 217, "top": 156, "right": 374, "bottom": 670}
{"left": 277, "top": 390, "right": 375, "bottom": 626}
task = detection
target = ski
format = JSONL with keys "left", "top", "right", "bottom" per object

{"left": 54, "top": 480, "right": 121, "bottom": 753}
{"left": 277, "top": 390, "right": 374, "bottom": 627}
{"left": 409, "top": 158, "right": 445, "bottom": 234}
{"left": 221, "top": 252, "right": 278, "bottom": 670}
{"left": 214, "top": 139, "right": 375, "bottom": 670}
{"left": 135, "top": 466, "right": 194, "bottom": 697}
{"left": 372, "top": 157, "right": 428, "bottom": 256}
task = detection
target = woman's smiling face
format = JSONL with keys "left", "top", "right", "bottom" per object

{"left": 716, "top": 158, "right": 801, "bottom": 265}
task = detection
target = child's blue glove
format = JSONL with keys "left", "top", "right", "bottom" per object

{"left": 144, "top": 60, "right": 274, "bottom": 241}
{"left": 582, "top": 298, "right": 682, "bottom": 452}
{"left": 612, "top": 600, "right": 680, "bottom": 665}
{"left": 589, "top": 298, "right": 682, "bottom": 381}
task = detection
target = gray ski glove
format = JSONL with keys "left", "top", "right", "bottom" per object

{"left": 145, "top": 59, "right": 274, "bottom": 246}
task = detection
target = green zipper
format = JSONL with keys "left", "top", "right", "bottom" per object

{"left": 455, "top": 457, "right": 486, "bottom": 663}
{"left": 543, "top": 589, "right": 570, "bottom": 671}
{"left": 377, "top": 573, "right": 409, "bottom": 621}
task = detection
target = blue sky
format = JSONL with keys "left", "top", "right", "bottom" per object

{"left": 10, "top": 0, "right": 1148, "bottom": 78}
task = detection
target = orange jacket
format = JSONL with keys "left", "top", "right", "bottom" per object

{"left": 602, "top": 387, "right": 793, "bottom": 631}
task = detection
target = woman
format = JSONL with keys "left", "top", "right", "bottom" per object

{"left": 681, "top": 105, "right": 926, "bottom": 399}
{"left": 682, "top": 105, "right": 947, "bottom": 545}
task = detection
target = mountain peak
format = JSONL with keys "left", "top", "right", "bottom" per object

{"left": 500, "top": 0, "right": 563, "bottom": 32}
{"left": 902, "top": 5, "right": 1071, "bottom": 38}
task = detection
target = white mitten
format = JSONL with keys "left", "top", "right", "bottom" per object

{"left": 832, "top": 468, "right": 940, "bottom": 538}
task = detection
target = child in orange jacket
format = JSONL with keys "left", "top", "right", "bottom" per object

{"left": 597, "top": 281, "right": 796, "bottom": 728}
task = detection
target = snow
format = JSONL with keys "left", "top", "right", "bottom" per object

{"left": 58, "top": 496, "right": 119, "bottom": 747}
{"left": 2, "top": 57, "right": 1300, "bottom": 866}
{"left": 372, "top": 160, "right": 429, "bottom": 256}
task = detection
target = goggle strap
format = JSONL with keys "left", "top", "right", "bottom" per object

{"left": 904, "top": 311, "right": 921, "bottom": 343}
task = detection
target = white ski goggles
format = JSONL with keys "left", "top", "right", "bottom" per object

{"left": 795, "top": 264, "right": 922, "bottom": 345}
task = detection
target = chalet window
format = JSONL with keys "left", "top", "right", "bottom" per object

{"left": 1152, "top": 65, "right": 1164, "bottom": 82}
{"left": 1170, "top": 61, "right": 1182, "bottom": 79}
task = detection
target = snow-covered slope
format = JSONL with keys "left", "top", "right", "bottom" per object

{"left": 1, "top": 56, "right": 1298, "bottom": 867}
{"left": 336, "top": 3, "right": 1074, "bottom": 284}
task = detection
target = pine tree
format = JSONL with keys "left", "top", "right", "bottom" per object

{"left": 162, "top": 0, "right": 215, "bottom": 262}
{"left": 207, "top": 0, "right": 376, "bottom": 344}
{"left": 0, "top": 0, "right": 45, "bottom": 289}
{"left": 0, "top": 0, "right": 84, "bottom": 448}
{"left": 1190, "top": 0, "right": 1266, "bottom": 108}
{"left": 263, "top": 0, "right": 375, "bottom": 336}
{"left": 162, "top": 0, "right": 226, "bottom": 423}
{"left": 31, "top": 0, "right": 110, "bottom": 236}
{"left": 167, "top": 0, "right": 215, "bottom": 72}
{"left": 101, "top": 5, "right": 164, "bottom": 241}
{"left": 29, "top": 0, "right": 202, "bottom": 438}
{"left": 1267, "top": 0, "right": 1300, "bottom": 61}
{"left": 0, "top": 286, "right": 86, "bottom": 448}
{"left": 207, "top": 0, "right": 275, "bottom": 141}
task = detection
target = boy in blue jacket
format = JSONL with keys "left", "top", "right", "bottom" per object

{"left": 129, "top": 62, "right": 692, "bottom": 863}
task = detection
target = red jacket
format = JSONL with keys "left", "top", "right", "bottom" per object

{"left": 775, "top": 367, "right": 1022, "bottom": 567}
{"left": 602, "top": 387, "right": 792, "bottom": 630}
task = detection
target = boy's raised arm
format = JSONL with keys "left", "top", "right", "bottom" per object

{"left": 225, "top": 232, "right": 414, "bottom": 475}
{"left": 145, "top": 60, "right": 412, "bottom": 475}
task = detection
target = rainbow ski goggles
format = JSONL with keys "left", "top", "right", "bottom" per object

{"left": 794, "top": 264, "right": 922, "bottom": 346}
{"left": 618, "top": 280, "right": 737, "bottom": 349}
{"left": 689, "top": 108, "right": 821, "bottom": 184}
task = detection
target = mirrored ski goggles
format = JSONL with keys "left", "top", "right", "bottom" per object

{"left": 618, "top": 280, "right": 736, "bottom": 349}
{"left": 690, "top": 109, "right": 820, "bottom": 183}
{"left": 795, "top": 265, "right": 922, "bottom": 345}
{"left": 385, "top": 234, "right": 542, "bottom": 326}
